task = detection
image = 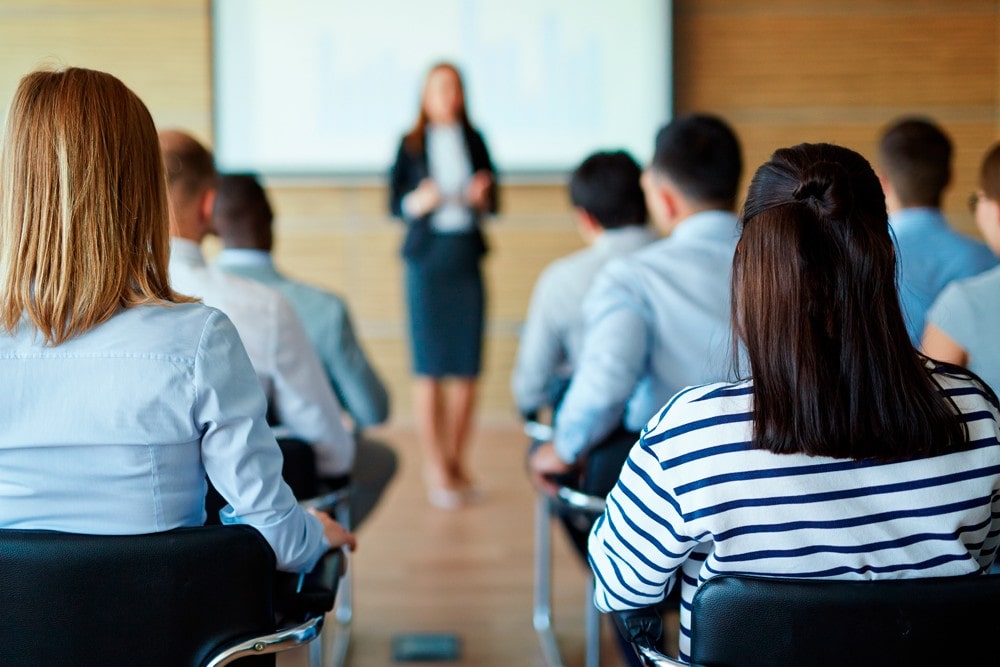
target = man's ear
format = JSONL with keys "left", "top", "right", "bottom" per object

{"left": 575, "top": 209, "right": 602, "bottom": 240}
{"left": 658, "top": 184, "right": 680, "bottom": 223}
{"left": 877, "top": 172, "right": 893, "bottom": 197}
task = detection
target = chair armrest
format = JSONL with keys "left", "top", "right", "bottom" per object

{"left": 205, "top": 614, "right": 325, "bottom": 667}
{"left": 274, "top": 548, "right": 346, "bottom": 622}
{"left": 614, "top": 606, "right": 688, "bottom": 665}
{"left": 555, "top": 486, "right": 606, "bottom": 514}
{"left": 633, "top": 643, "right": 687, "bottom": 667}
{"left": 524, "top": 420, "right": 605, "bottom": 515}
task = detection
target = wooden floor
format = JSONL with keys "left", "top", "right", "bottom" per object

{"left": 279, "top": 420, "right": 633, "bottom": 667}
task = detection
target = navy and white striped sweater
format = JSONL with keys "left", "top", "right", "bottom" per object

{"left": 588, "top": 363, "right": 1000, "bottom": 662}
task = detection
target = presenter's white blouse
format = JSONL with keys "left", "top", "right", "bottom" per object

{"left": 426, "top": 123, "right": 474, "bottom": 233}
{"left": 0, "top": 303, "right": 330, "bottom": 573}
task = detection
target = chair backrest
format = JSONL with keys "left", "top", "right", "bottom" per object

{"left": 688, "top": 574, "right": 1000, "bottom": 666}
{"left": 0, "top": 525, "right": 277, "bottom": 667}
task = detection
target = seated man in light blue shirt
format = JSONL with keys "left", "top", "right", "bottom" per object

{"left": 511, "top": 150, "right": 655, "bottom": 421}
{"left": 877, "top": 117, "right": 997, "bottom": 345}
{"left": 529, "top": 114, "right": 743, "bottom": 496}
{"left": 211, "top": 173, "right": 397, "bottom": 529}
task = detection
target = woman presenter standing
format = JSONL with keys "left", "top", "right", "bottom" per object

{"left": 389, "top": 63, "right": 498, "bottom": 509}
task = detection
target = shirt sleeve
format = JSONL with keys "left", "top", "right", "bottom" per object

{"left": 926, "top": 281, "right": 977, "bottom": 353}
{"left": 511, "top": 266, "right": 567, "bottom": 416}
{"left": 194, "top": 310, "right": 330, "bottom": 573}
{"left": 553, "top": 262, "right": 651, "bottom": 462}
{"left": 320, "top": 297, "right": 390, "bottom": 429}
{"left": 269, "top": 295, "right": 356, "bottom": 477}
{"left": 588, "top": 433, "right": 696, "bottom": 612}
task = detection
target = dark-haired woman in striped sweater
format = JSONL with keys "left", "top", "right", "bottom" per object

{"left": 588, "top": 143, "right": 1000, "bottom": 664}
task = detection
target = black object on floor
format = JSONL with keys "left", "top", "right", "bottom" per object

{"left": 392, "top": 633, "right": 462, "bottom": 662}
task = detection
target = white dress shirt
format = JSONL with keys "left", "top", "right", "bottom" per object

{"left": 216, "top": 248, "right": 390, "bottom": 429}
{"left": 0, "top": 303, "right": 329, "bottom": 573}
{"left": 169, "top": 239, "right": 354, "bottom": 476}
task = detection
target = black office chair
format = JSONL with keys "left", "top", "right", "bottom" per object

{"left": 205, "top": 437, "right": 354, "bottom": 666}
{"left": 0, "top": 524, "right": 342, "bottom": 667}
{"left": 617, "top": 573, "right": 1000, "bottom": 667}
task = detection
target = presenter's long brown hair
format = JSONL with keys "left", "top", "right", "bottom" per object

{"left": 0, "top": 67, "right": 193, "bottom": 346}
{"left": 403, "top": 62, "right": 472, "bottom": 155}
{"left": 733, "top": 143, "right": 963, "bottom": 459}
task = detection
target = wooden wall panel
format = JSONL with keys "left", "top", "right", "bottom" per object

{"left": 1, "top": 0, "right": 998, "bottom": 418}
{"left": 0, "top": 2, "right": 211, "bottom": 137}
{"left": 674, "top": 0, "right": 1000, "bottom": 237}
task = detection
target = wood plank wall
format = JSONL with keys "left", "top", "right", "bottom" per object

{"left": 1, "top": 1, "right": 998, "bottom": 420}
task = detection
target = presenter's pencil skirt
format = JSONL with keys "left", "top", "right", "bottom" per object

{"left": 404, "top": 231, "right": 484, "bottom": 378}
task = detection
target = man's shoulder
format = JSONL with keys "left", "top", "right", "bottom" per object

{"left": 270, "top": 273, "right": 348, "bottom": 317}
{"left": 183, "top": 265, "right": 297, "bottom": 322}
{"left": 218, "top": 269, "right": 289, "bottom": 304}
{"left": 592, "top": 237, "right": 673, "bottom": 286}
{"left": 537, "top": 245, "right": 601, "bottom": 285}
{"left": 942, "top": 263, "right": 1000, "bottom": 303}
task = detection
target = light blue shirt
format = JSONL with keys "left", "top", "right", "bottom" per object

{"left": 215, "top": 249, "right": 390, "bottom": 429}
{"left": 927, "top": 265, "right": 1000, "bottom": 393}
{"left": 890, "top": 208, "right": 997, "bottom": 345}
{"left": 511, "top": 225, "right": 656, "bottom": 416}
{"left": 0, "top": 303, "right": 329, "bottom": 573}
{"left": 554, "top": 210, "right": 739, "bottom": 463}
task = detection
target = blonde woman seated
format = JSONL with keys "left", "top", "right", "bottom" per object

{"left": 0, "top": 67, "right": 354, "bottom": 573}
{"left": 588, "top": 143, "right": 1000, "bottom": 664}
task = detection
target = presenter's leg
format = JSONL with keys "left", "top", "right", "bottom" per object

{"left": 415, "top": 376, "right": 464, "bottom": 507}
{"left": 444, "top": 377, "right": 478, "bottom": 497}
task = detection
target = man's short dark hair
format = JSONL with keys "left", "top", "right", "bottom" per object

{"left": 213, "top": 173, "right": 274, "bottom": 250}
{"left": 568, "top": 151, "right": 647, "bottom": 229}
{"left": 650, "top": 114, "right": 743, "bottom": 210}
{"left": 878, "top": 117, "right": 952, "bottom": 208}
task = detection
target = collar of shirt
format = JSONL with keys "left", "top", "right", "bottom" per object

{"left": 669, "top": 209, "right": 741, "bottom": 244}
{"left": 592, "top": 225, "right": 656, "bottom": 254}
{"left": 169, "top": 238, "right": 208, "bottom": 268}
{"left": 889, "top": 207, "right": 947, "bottom": 233}
{"left": 216, "top": 248, "right": 276, "bottom": 269}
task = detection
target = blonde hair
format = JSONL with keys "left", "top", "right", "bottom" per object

{"left": 0, "top": 67, "right": 193, "bottom": 345}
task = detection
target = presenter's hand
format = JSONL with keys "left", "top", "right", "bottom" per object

{"left": 529, "top": 441, "right": 572, "bottom": 494}
{"left": 410, "top": 178, "right": 442, "bottom": 217}
{"left": 466, "top": 170, "right": 493, "bottom": 212}
{"left": 309, "top": 508, "right": 357, "bottom": 552}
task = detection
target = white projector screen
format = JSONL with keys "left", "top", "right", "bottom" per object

{"left": 212, "top": 0, "right": 672, "bottom": 177}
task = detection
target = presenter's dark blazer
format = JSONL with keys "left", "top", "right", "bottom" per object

{"left": 388, "top": 124, "right": 498, "bottom": 260}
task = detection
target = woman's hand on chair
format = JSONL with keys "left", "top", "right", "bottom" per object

{"left": 309, "top": 508, "right": 357, "bottom": 552}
